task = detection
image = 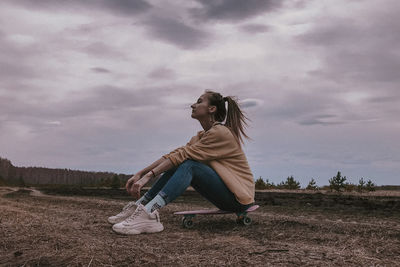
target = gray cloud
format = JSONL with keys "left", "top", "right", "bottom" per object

{"left": 307, "top": 50, "right": 400, "bottom": 83}
{"left": 0, "top": 58, "right": 38, "bottom": 80}
{"left": 298, "top": 115, "right": 346, "bottom": 126}
{"left": 2, "top": 86, "right": 138, "bottom": 121}
{"left": 298, "top": 2, "right": 400, "bottom": 84}
{"left": 254, "top": 84, "right": 387, "bottom": 126}
{"left": 147, "top": 67, "right": 175, "bottom": 80}
{"left": 367, "top": 96, "right": 399, "bottom": 103}
{"left": 5, "top": 0, "right": 152, "bottom": 16}
{"left": 0, "top": 30, "right": 47, "bottom": 88}
{"left": 190, "top": 0, "right": 284, "bottom": 22}
{"left": 239, "top": 24, "right": 271, "bottom": 34}
{"left": 97, "top": 0, "right": 152, "bottom": 16}
{"left": 1, "top": 83, "right": 197, "bottom": 123}
{"left": 141, "top": 16, "right": 211, "bottom": 49}
{"left": 264, "top": 90, "right": 338, "bottom": 120}
{"left": 292, "top": 0, "right": 400, "bottom": 131}
{"left": 53, "top": 86, "right": 163, "bottom": 118}
{"left": 90, "top": 67, "right": 111, "bottom": 73}
{"left": 80, "top": 42, "right": 127, "bottom": 59}
{"left": 240, "top": 98, "right": 264, "bottom": 108}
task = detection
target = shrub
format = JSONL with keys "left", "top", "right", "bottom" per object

{"left": 357, "top": 177, "right": 366, "bottom": 192}
{"left": 329, "top": 171, "right": 347, "bottom": 192}
{"left": 255, "top": 176, "right": 266, "bottom": 190}
{"left": 255, "top": 177, "right": 276, "bottom": 190}
{"left": 366, "top": 179, "right": 376, "bottom": 191}
{"left": 344, "top": 182, "right": 356, "bottom": 192}
{"left": 264, "top": 179, "right": 276, "bottom": 189}
{"left": 306, "top": 178, "right": 318, "bottom": 190}
{"left": 277, "top": 176, "right": 300, "bottom": 190}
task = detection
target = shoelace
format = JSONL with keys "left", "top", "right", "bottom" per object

{"left": 122, "top": 201, "right": 136, "bottom": 211}
{"left": 124, "top": 207, "right": 145, "bottom": 223}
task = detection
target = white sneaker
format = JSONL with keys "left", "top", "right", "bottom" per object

{"left": 107, "top": 201, "right": 138, "bottom": 224}
{"left": 112, "top": 204, "right": 164, "bottom": 235}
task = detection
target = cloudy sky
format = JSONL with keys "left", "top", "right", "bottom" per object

{"left": 1, "top": 0, "right": 399, "bottom": 186}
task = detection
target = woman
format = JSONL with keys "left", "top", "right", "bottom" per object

{"left": 109, "top": 90, "right": 255, "bottom": 235}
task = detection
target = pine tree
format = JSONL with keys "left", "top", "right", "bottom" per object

{"left": 278, "top": 176, "right": 300, "bottom": 190}
{"left": 366, "top": 179, "right": 376, "bottom": 191}
{"left": 264, "top": 179, "right": 276, "bottom": 189}
{"left": 357, "top": 177, "right": 366, "bottom": 192}
{"left": 255, "top": 176, "right": 267, "bottom": 190}
{"left": 329, "top": 171, "right": 347, "bottom": 192}
{"left": 306, "top": 178, "right": 318, "bottom": 190}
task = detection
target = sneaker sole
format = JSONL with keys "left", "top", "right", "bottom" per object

{"left": 112, "top": 224, "right": 164, "bottom": 235}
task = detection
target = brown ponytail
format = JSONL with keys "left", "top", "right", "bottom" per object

{"left": 204, "top": 90, "right": 252, "bottom": 147}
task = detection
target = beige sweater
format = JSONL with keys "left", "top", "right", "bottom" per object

{"left": 162, "top": 122, "right": 255, "bottom": 205}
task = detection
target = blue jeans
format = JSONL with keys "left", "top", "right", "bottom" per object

{"left": 144, "top": 159, "right": 254, "bottom": 212}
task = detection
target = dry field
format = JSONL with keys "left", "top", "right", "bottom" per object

{"left": 1, "top": 187, "right": 399, "bottom": 266}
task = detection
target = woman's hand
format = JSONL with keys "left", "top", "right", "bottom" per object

{"left": 130, "top": 172, "right": 152, "bottom": 199}
{"left": 126, "top": 172, "right": 143, "bottom": 194}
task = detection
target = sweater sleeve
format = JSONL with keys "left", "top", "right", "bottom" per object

{"left": 166, "top": 127, "right": 237, "bottom": 167}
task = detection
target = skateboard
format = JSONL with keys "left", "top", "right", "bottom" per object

{"left": 174, "top": 205, "right": 259, "bottom": 228}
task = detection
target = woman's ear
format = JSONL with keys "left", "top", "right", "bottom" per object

{"left": 208, "top": 105, "right": 217, "bottom": 113}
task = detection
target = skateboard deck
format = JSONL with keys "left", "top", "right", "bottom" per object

{"left": 174, "top": 205, "right": 259, "bottom": 228}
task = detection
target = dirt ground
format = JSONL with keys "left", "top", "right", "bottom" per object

{"left": 1, "top": 187, "right": 399, "bottom": 266}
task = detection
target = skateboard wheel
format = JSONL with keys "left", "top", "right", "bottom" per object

{"left": 182, "top": 218, "right": 194, "bottom": 229}
{"left": 242, "top": 216, "right": 252, "bottom": 226}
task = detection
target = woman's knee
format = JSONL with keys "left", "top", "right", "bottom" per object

{"left": 183, "top": 159, "right": 197, "bottom": 165}
{"left": 178, "top": 159, "right": 198, "bottom": 169}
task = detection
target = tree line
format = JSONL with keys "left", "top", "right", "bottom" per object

{"left": 255, "top": 171, "right": 377, "bottom": 192}
{"left": 0, "top": 157, "right": 131, "bottom": 188}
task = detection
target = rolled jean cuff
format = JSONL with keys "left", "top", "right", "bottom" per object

{"left": 158, "top": 191, "right": 170, "bottom": 204}
{"left": 142, "top": 192, "right": 153, "bottom": 202}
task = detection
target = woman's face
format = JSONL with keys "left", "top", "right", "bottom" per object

{"left": 191, "top": 94, "right": 214, "bottom": 120}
